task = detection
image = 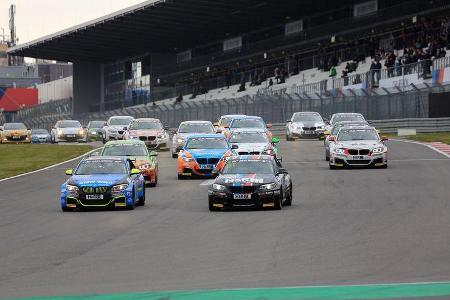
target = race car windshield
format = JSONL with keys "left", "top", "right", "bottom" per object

{"left": 102, "top": 145, "right": 148, "bottom": 156}
{"left": 179, "top": 123, "right": 215, "bottom": 133}
{"left": 185, "top": 138, "right": 228, "bottom": 149}
{"left": 75, "top": 161, "right": 127, "bottom": 175}
{"left": 332, "top": 123, "right": 368, "bottom": 135}
{"left": 231, "top": 119, "right": 265, "bottom": 129}
{"left": 31, "top": 129, "right": 49, "bottom": 134}
{"left": 337, "top": 129, "right": 379, "bottom": 141}
{"left": 129, "top": 121, "right": 162, "bottom": 130}
{"left": 88, "top": 121, "right": 105, "bottom": 128}
{"left": 59, "top": 121, "right": 82, "bottom": 128}
{"left": 229, "top": 132, "right": 269, "bottom": 143}
{"left": 333, "top": 115, "right": 365, "bottom": 123}
{"left": 109, "top": 118, "right": 133, "bottom": 126}
{"left": 292, "top": 114, "right": 322, "bottom": 122}
{"left": 4, "top": 123, "right": 27, "bottom": 130}
{"left": 219, "top": 117, "right": 233, "bottom": 127}
{"left": 222, "top": 160, "right": 274, "bottom": 174}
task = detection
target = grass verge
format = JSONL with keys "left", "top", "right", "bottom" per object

{"left": 386, "top": 132, "right": 450, "bottom": 145}
{"left": 0, "top": 144, "right": 93, "bottom": 180}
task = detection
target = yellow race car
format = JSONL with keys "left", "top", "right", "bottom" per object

{"left": 1, "top": 123, "right": 31, "bottom": 144}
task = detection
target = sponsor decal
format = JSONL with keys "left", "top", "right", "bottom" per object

{"left": 224, "top": 177, "right": 263, "bottom": 184}
{"left": 82, "top": 187, "right": 109, "bottom": 194}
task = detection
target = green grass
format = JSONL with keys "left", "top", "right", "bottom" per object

{"left": 0, "top": 144, "right": 93, "bottom": 179}
{"left": 386, "top": 132, "right": 450, "bottom": 145}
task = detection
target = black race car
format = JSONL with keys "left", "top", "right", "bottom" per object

{"left": 208, "top": 155, "right": 292, "bottom": 211}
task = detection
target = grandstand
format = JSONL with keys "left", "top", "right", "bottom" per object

{"left": 6, "top": 0, "right": 450, "bottom": 125}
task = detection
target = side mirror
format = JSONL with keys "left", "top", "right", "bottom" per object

{"left": 231, "top": 144, "right": 239, "bottom": 149}
{"left": 150, "top": 151, "right": 158, "bottom": 157}
{"left": 324, "top": 130, "right": 331, "bottom": 135}
{"left": 65, "top": 169, "right": 73, "bottom": 176}
{"left": 130, "top": 168, "right": 141, "bottom": 175}
{"left": 278, "top": 168, "right": 288, "bottom": 174}
{"left": 271, "top": 137, "right": 280, "bottom": 144}
{"left": 381, "top": 136, "right": 388, "bottom": 142}
{"left": 164, "top": 126, "right": 169, "bottom": 130}
{"left": 266, "top": 123, "right": 273, "bottom": 129}
{"left": 329, "top": 136, "right": 336, "bottom": 142}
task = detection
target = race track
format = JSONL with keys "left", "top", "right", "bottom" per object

{"left": 1, "top": 140, "right": 450, "bottom": 298}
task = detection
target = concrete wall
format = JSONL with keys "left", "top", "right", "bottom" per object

{"left": 73, "top": 61, "right": 103, "bottom": 114}
{"left": 38, "top": 76, "right": 73, "bottom": 103}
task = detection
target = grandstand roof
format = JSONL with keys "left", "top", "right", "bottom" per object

{"left": 8, "top": 0, "right": 352, "bottom": 62}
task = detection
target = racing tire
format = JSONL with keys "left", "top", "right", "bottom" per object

{"left": 329, "top": 164, "right": 338, "bottom": 169}
{"left": 379, "top": 164, "right": 388, "bottom": 169}
{"left": 325, "top": 154, "right": 329, "bottom": 161}
{"left": 286, "top": 134, "right": 294, "bottom": 141}
{"left": 126, "top": 190, "right": 136, "bottom": 210}
{"left": 284, "top": 184, "right": 293, "bottom": 206}
{"left": 137, "top": 187, "right": 146, "bottom": 206}
{"left": 172, "top": 152, "right": 178, "bottom": 159}
{"left": 177, "top": 174, "right": 185, "bottom": 180}
{"left": 274, "top": 190, "right": 283, "bottom": 210}
{"left": 61, "top": 206, "right": 73, "bottom": 212}
{"left": 148, "top": 175, "right": 158, "bottom": 187}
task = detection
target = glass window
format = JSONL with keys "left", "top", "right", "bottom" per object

{"left": 58, "top": 121, "right": 81, "bottom": 128}
{"left": 109, "top": 117, "right": 134, "bottom": 126}
{"left": 88, "top": 121, "right": 105, "bottom": 129}
{"left": 185, "top": 137, "right": 228, "bottom": 149}
{"left": 230, "top": 119, "right": 265, "bottom": 129}
{"left": 222, "top": 160, "right": 274, "bottom": 174}
{"left": 337, "top": 128, "right": 379, "bottom": 141}
{"left": 102, "top": 144, "right": 148, "bottom": 156}
{"left": 31, "top": 129, "right": 49, "bottom": 134}
{"left": 179, "top": 123, "right": 215, "bottom": 133}
{"left": 229, "top": 132, "right": 268, "bottom": 143}
{"left": 129, "top": 121, "right": 162, "bottom": 130}
{"left": 292, "top": 113, "right": 322, "bottom": 122}
{"left": 76, "top": 160, "right": 127, "bottom": 175}
{"left": 4, "top": 123, "right": 27, "bottom": 130}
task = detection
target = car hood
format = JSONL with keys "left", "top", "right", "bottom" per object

{"left": 58, "top": 127, "right": 81, "bottom": 134}
{"left": 231, "top": 142, "right": 268, "bottom": 152}
{"left": 176, "top": 132, "right": 211, "bottom": 140}
{"left": 4, "top": 129, "right": 29, "bottom": 135}
{"left": 32, "top": 134, "right": 50, "bottom": 138}
{"left": 291, "top": 121, "right": 324, "bottom": 128}
{"left": 185, "top": 148, "right": 229, "bottom": 159}
{"left": 67, "top": 174, "right": 128, "bottom": 187}
{"left": 215, "top": 174, "right": 275, "bottom": 186}
{"left": 230, "top": 128, "right": 267, "bottom": 133}
{"left": 129, "top": 129, "right": 163, "bottom": 136}
{"left": 336, "top": 140, "right": 383, "bottom": 149}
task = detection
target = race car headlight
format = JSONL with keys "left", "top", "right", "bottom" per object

{"left": 129, "top": 135, "right": 138, "bottom": 140}
{"left": 177, "top": 138, "right": 184, "bottom": 144}
{"left": 57, "top": 129, "right": 63, "bottom": 136}
{"left": 111, "top": 184, "right": 129, "bottom": 194}
{"left": 138, "top": 164, "right": 151, "bottom": 170}
{"left": 66, "top": 185, "right": 79, "bottom": 192}
{"left": 212, "top": 184, "right": 226, "bottom": 191}
{"left": 158, "top": 133, "right": 167, "bottom": 139}
{"left": 260, "top": 183, "right": 276, "bottom": 190}
{"left": 264, "top": 149, "right": 275, "bottom": 155}
{"left": 78, "top": 129, "right": 84, "bottom": 135}
{"left": 372, "top": 147, "right": 384, "bottom": 154}
{"left": 182, "top": 156, "right": 194, "bottom": 162}
{"left": 334, "top": 148, "right": 346, "bottom": 154}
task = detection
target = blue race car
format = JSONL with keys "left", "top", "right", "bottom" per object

{"left": 177, "top": 134, "right": 233, "bottom": 179}
{"left": 60, "top": 156, "right": 146, "bottom": 211}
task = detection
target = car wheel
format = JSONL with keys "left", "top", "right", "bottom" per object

{"left": 329, "top": 163, "right": 337, "bottom": 169}
{"left": 137, "top": 186, "right": 146, "bottom": 206}
{"left": 380, "top": 164, "right": 388, "bottom": 169}
{"left": 126, "top": 189, "right": 136, "bottom": 210}
{"left": 172, "top": 152, "right": 178, "bottom": 158}
{"left": 61, "top": 206, "right": 72, "bottom": 212}
{"left": 148, "top": 175, "right": 157, "bottom": 187}
{"left": 274, "top": 189, "right": 283, "bottom": 210}
{"left": 178, "top": 174, "right": 185, "bottom": 180}
{"left": 284, "top": 184, "right": 293, "bottom": 206}
{"left": 325, "top": 153, "right": 330, "bottom": 161}
{"left": 286, "top": 134, "right": 294, "bottom": 141}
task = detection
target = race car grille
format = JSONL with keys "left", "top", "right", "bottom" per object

{"left": 347, "top": 160, "right": 371, "bottom": 165}
{"left": 139, "top": 136, "right": 157, "bottom": 141}
{"left": 238, "top": 151, "right": 261, "bottom": 155}
{"left": 229, "top": 185, "right": 258, "bottom": 194}
{"left": 6, "top": 135, "right": 27, "bottom": 141}
{"left": 348, "top": 149, "right": 370, "bottom": 155}
{"left": 302, "top": 127, "right": 316, "bottom": 130}
{"left": 195, "top": 158, "right": 220, "bottom": 165}
{"left": 81, "top": 186, "right": 110, "bottom": 194}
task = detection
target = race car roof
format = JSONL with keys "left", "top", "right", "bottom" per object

{"left": 83, "top": 156, "right": 128, "bottom": 162}
{"left": 185, "top": 134, "right": 226, "bottom": 139}
{"left": 229, "top": 154, "right": 274, "bottom": 161}
{"left": 7, "top": 0, "right": 351, "bottom": 62}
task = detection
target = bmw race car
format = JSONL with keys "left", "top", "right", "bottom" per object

{"left": 324, "top": 121, "right": 369, "bottom": 161}
{"left": 100, "top": 140, "right": 158, "bottom": 187}
{"left": 328, "top": 126, "right": 388, "bottom": 169}
{"left": 325, "top": 113, "right": 366, "bottom": 131}
{"left": 60, "top": 156, "right": 146, "bottom": 211}
{"left": 228, "top": 130, "right": 282, "bottom": 160}
{"left": 286, "top": 111, "right": 325, "bottom": 140}
{"left": 123, "top": 118, "right": 169, "bottom": 150}
{"left": 171, "top": 121, "right": 217, "bottom": 158}
{"left": 213, "top": 114, "right": 247, "bottom": 134}
{"left": 226, "top": 116, "right": 273, "bottom": 139}
{"left": 31, "top": 129, "right": 51, "bottom": 143}
{"left": 177, "top": 134, "right": 232, "bottom": 179}
{"left": 208, "top": 155, "right": 292, "bottom": 211}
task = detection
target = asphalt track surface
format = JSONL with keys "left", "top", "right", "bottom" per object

{"left": 1, "top": 140, "right": 450, "bottom": 299}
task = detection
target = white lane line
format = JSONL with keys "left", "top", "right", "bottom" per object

{"left": 0, "top": 148, "right": 99, "bottom": 183}
{"left": 200, "top": 179, "right": 215, "bottom": 186}
{"left": 392, "top": 138, "right": 450, "bottom": 159}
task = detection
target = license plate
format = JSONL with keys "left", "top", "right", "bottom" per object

{"left": 66, "top": 134, "right": 75, "bottom": 138}
{"left": 85, "top": 194, "right": 104, "bottom": 200}
{"left": 234, "top": 194, "right": 252, "bottom": 200}
{"left": 199, "top": 164, "right": 214, "bottom": 169}
{"left": 351, "top": 155, "right": 365, "bottom": 160}
{"left": 304, "top": 130, "right": 315, "bottom": 134}
{"left": 147, "top": 141, "right": 157, "bottom": 145}
{"left": 12, "top": 136, "right": 20, "bottom": 139}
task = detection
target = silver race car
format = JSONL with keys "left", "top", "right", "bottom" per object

{"left": 286, "top": 111, "right": 325, "bottom": 140}
{"left": 328, "top": 126, "right": 388, "bottom": 169}
{"left": 51, "top": 120, "right": 87, "bottom": 143}
{"left": 324, "top": 121, "right": 369, "bottom": 161}
{"left": 171, "top": 121, "right": 217, "bottom": 158}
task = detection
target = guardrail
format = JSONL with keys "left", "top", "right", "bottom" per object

{"left": 268, "top": 118, "right": 450, "bottom": 136}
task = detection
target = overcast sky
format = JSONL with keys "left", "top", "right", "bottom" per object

{"left": 0, "top": 0, "right": 147, "bottom": 44}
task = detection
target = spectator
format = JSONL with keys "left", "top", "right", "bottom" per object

{"left": 342, "top": 70, "right": 349, "bottom": 86}
{"left": 237, "top": 71, "right": 246, "bottom": 92}
{"left": 268, "top": 78, "right": 274, "bottom": 87}
{"left": 395, "top": 58, "right": 402, "bottom": 77}
{"left": 385, "top": 52, "right": 396, "bottom": 78}
{"left": 329, "top": 65, "right": 337, "bottom": 77}
{"left": 274, "top": 67, "right": 281, "bottom": 84}
{"left": 370, "top": 59, "right": 381, "bottom": 86}
{"left": 174, "top": 93, "right": 183, "bottom": 106}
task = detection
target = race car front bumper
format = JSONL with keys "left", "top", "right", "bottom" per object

{"left": 60, "top": 188, "right": 134, "bottom": 209}
{"left": 141, "top": 168, "right": 157, "bottom": 184}
{"left": 208, "top": 189, "right": 282, "bottom": 209}
{"left": 2, "top": 136, "right": 31, "bottom": 143}
{"left": 290, "top": 129, "right": 325, "bottom": 139}
{"left": 330, "top": 153, "right": 387, "bottom": 168}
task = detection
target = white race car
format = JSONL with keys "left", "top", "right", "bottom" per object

{"left": 286, "top": 111, "right": 325, "bottom": 140}
{"left": 171, "top": 121, "right": 217, "bottom": 158}
{"left": 102, "top": 116, "right": 134, "bottom": 143}
{"left": 51, "top": 120, "right": 86, "bottom": 143}
{"left": 329, "top": 126, "right": 388, "bottom": 169}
